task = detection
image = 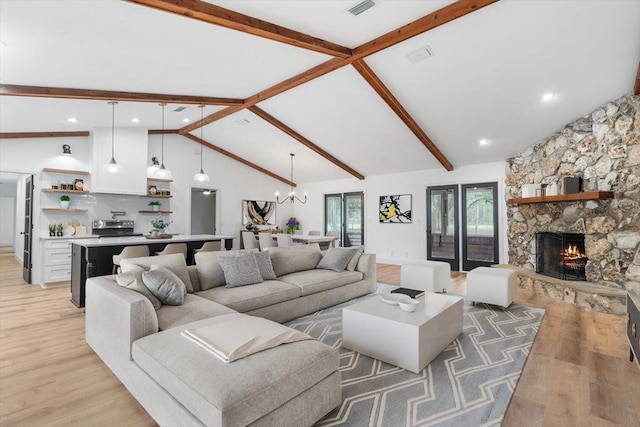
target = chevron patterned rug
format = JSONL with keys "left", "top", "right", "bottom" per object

{"left": 285, "top": 285, "right": 545, "bottom": 427}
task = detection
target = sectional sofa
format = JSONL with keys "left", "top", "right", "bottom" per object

{"left": 85, "top": 244, "right": 376, "bottom": 426}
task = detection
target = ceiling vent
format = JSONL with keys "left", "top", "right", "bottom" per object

{"left": 235, "top": 118, "right": 251, "bottom": 126}
{"left": 348, "top": 0, "right": 375, "bottom": 16}
{"left": 173, "top": 106, "right": 187, "bottom": 112}
{"left": 406, "top": 45, "right": 435, "bottom": 64}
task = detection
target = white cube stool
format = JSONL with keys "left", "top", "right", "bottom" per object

{"left": 401, "top": 260, "right": 451, "bottom": 293}
{"left": 466, "top": 267, "right": 518, "bottom": 308}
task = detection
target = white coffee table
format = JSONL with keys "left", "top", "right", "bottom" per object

{"left": 342, "top": 292, "right": 463, "bottom": 373}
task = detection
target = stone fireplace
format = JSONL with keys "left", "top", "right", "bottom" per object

{"left": 505, "top": 94, "right": 640, "bottom": 314}
{"left": 536, "top": 232, "right": 586, "bottom": 281}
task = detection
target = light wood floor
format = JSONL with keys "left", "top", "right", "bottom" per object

{"left": 1, "top": 259, "right": 639, "bottom": 426}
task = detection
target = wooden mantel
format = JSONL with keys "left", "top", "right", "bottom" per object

{"left": 507, "top": 191, "right": 614, "bottom": 205}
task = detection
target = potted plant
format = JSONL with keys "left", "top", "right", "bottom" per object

{"left": 150, "top": 218, "right": 172, "bottom": 236}
{"left": 48, "top": 224, "right": 56, "bottom": 237}
{"left": 56, "top": 223, "right": 64, "bottom": 237}
{"left": 245, "top": 221, "right": 258, "bottom": 231}
{"left": 285, "top": 217, "right": 300, "bottom": 235}
{"left": 60, "top": 195, "right": 70, "bottom": 209}
{"left": 149, "top": 200, "right": 161, "bottom": 212}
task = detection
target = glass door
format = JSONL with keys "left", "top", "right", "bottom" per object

{"left": 461, "top": 183, "right": 499, "bottom": 270}
{"left": 426, "top": 185, "right": 459, "bottom": 271}
{"left": 324, "top": 192, "right": 364, "bottom": 247}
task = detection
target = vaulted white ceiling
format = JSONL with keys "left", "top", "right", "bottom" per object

{"left": 1, "top": 0, "right": 639, "bottom": 184}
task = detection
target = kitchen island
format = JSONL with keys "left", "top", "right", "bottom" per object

{"left": 70, "top": 234, "right": 234, "bottom": 307}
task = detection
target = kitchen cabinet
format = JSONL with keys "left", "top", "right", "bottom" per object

{"left": 89, "top": 127, "right": 148, "bottom": 195}
{"left": 42, "top": 239, "right": 73, "bottom": 285}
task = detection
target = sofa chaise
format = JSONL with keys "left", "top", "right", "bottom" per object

{"left": 85, "top": 244, "right": 376, "bottom": 426}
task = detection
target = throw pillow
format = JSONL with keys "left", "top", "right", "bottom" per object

{"left": 218, "top": 252, "right": 264, "bottom": 288}
{"left": 142, "top": 265, "right": 186, "bottom": 306}
{"left": 116, "top": 272, "right": 162, "bottom": 310}
{"left": 268, "top": 244, "right": 323, "bottom": 277}
{"left": 346, "top": 245, "right": 365, "bottom": 271}
{"left": 254, "top": 251, "right": 277, "bottom": 280}
{"left": 121, "top": 253, "right": 194, "bottom": 293}
{"left": 195, "top": 249, "right": 259, "bottom": 291}
{"left": 317, "top": 247, "right": 359, "bottom": 272}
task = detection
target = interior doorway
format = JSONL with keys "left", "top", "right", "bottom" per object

{"left": 0, "top": 171, "right": 34, "bottom": 281}
{"left": 190, "top": 188, "right": 216, "bottom": 234}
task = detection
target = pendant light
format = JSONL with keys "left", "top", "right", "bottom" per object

{"left": 103, "top": 101, "right": 121, "bottom": 174}
{"left": 193, "top": 105, "right": 210, "bottom": 182}
{"left": 155, "top": 103, "right": 172, "bottom": 179}
{"left": 276, "top": 153, "right": 307, "bottom": 204}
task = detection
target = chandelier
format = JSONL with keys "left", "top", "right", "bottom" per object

{"left": 276, "top": 153, "right": 306, "bottom": 204}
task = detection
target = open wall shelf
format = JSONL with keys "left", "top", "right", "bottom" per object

{"left": 42, "top": 189, "right": 89, "bottom": 194}
{"left": 138, "top": 210, "right": 173, "bottom": 214}
{"left": 42, "top": 168, "right": 90, "bottom": 176}
{"left": 507, "top": 191, "right": 614, "bottom": 205}
{"left": 42, "top": 208, "right": 88, "bottom": 212}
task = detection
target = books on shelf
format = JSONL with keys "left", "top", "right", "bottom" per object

{"left": 390, "top": 287, "right": 424, "bottom": 299}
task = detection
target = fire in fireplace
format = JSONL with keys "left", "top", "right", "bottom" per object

{"left": 536, "top": 232, "right": 587, "bottom": 281}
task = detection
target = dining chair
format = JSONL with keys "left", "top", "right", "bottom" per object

{"left": 258, "top": 233, "right": 276, "bottom": 250}
{"left": 326, "top": 231, "right": 340, "bottom": 248}
{"left": 308, "top": 230, "right": 321, "bottom": 236}
{"left": 242, "top": 232, "right": 259, "bottom": 250}
{"left": 155, "top": 243, "right": 187, "bottom": 259}
{"left": 112, "top": 245, "right": 150, "bottom": 274}
{"left": 276, "top": 233, "right": 294, "bottom": 247}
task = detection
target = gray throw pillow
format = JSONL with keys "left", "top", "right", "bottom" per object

{"left": 346, "top": 245, "right": 365, "bottom": 271}
{"left": 142, "top": 265, "right": 186, "bottom": 306}
{"left": 254, "top": 251, "right": 277, "bottom": 280}
{"left": 218, "top": 252, "right": 264, "bottom": 288}
{"left": 116, "top": 272, "right": 162, "bottom": 310}
{"left": 317, "top": 247, "right": 359, "bottom": 272}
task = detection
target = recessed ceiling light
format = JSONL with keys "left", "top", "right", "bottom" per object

{"left": 67, "top": 117, "right": 78, "bottom": 123}
{"left": 131, "top": 118, "right": 140, "bottom": 123}
{"left": 182, "top": 118, "right": 190, "bottom": 123}
{"left": 479, "top": 139, "right": 489, "bottom": 146}
{"left": 541, "top": 92, "right": 555, "bottom": 102}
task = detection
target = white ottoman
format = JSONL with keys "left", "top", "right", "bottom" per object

{"left": 401, "top": 260, "right": 451, "bottom": 293}
{"left": 466, "top": 267, "right": 518, "bottom": 308}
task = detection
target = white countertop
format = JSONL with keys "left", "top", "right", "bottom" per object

{"left": 40, "top": 235, "right": 100, "bottom": 240}
{"left": 70, "top": 234, "right": 235, "bottom": 247}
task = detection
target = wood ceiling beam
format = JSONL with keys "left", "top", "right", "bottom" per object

{"left": 148, "top": 129, "right": 180, "bottom": 135}
{"left": 0, "top": 84, "right": 243, "bottom": 106}
{"left": 182, "top": 133, "right": 295, "bottom": 187}
{"left": 248, "top": 106, "right": 365, "bottom": 180}
{"left": 352, "top": 0, "right": 500, "bottom": 60}
{"left": 634, "top": 62, "right": 640, "bottom": 96}
{"left": 126, "top": 0, "right": 352, "bottom": 58}
{"left": 0, "top": 131, "right": 90, "bottom": 139}
{"left": 352, "top": 59, "right": 453, "bottom": 171}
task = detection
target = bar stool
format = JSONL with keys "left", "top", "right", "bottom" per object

{"left": 192, "top": 241, "right": 221, "bottom": 263}
{"left": 242, "top": 232, "right": 259, "bottom": 250}
{"left": 155, "top": 243, "right": 187, "bottom": 259}
{"left": 112, "top": 245, "right": 150, "bottom": 274}
{"left": 258, "top": 233, "right": 275, "bottom": 251}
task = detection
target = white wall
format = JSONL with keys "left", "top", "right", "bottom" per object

{"left": 0, "top": 133, "right": 293, "bottom": 285}
{"left": 294, "top": 161, "right": 508, "bottom": 267}
{"left": 0, "top": 197, "right": 15, "bottom": 246}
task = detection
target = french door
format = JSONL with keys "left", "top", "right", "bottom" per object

{"left": 324, "top": 192, "right": 364, "bottom": 247}
{"left": 427, "top": 182, "right": 499, "bottom": 271}
{"left": 461, "top": 183, "right": 499, "bottom": 271}
{"left": 426, "top": 185, "right": 459, "bottom": 271}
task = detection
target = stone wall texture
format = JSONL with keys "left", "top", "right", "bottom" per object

{"left": 505, "top": 94, "right": 640, "bottom": 298}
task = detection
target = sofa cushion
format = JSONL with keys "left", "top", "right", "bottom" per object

{"left": 132, "top": 316, "right": 339, "bottom": 427}
{"left": 142, "top": 266, "right": 187, "bottom": 306}
{"left": 317, "top": 247, "right": 359, "bottom": 272}
{"left": 116, "top": 271, "right": 162, "bottom": 310}
{"left": 267, "top": 244, "right": 323, "bottom": 277}
{"left": 195, "top": 249, "right": 258, "bottom": 291}
{"left": 346, "top": 245, "right": 365, "bottom": 271}
{"left": 278, "top": 269, "right": 364, "bottom": 296}
{"left": 195, "top": 280, "right": 300, "bottom": 312}
{"left": 218, "top": 252, "right": 263, "bottom": 288}
{"left": 254, "top": 250, "right": 277, "bottom": 280}
{"left": 121, "top": 254, "right": 194, "bottom": 293}
{"left": 156, "top": 294, "right": 236, "bottom": 331}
